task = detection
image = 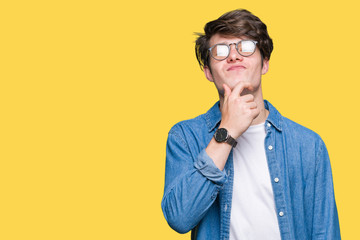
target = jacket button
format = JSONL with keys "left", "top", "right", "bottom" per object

{"left": 274, "top": 178, "right": 279, "bottom": 183}
{"left": 268, "top": 145, "right": 273, "bottom": 150}
{"left": 279, "top": 211, "right": 284, "bottom": 217}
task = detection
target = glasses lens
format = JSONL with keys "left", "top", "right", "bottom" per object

{"left": 238, "top": 40, "right": 256, "bottom": 56}
{"left": 211, "top": 44, "right": 229, "bottom": 60}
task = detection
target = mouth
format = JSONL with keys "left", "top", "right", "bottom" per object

{"left": 227, "top": 65, "right": 246, "bottom": 71}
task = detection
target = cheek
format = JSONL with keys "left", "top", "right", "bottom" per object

{"left": 210, "top": 66, "right": 225, "bottom": 80}
{"left": 251, "top": 62, "right": 264, "bottom": 75}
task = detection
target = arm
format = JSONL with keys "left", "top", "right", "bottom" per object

{"left": 161, "top": 128, "right": 227, "bottom": 233}
{"left": 207, "top": 82, "right": 261, "bottom": 170}
{"left": 312, "top": 139, "right": 341, "bottom": 239}
{"left": 161, "top": 82, "right": 261, "bottom": 233}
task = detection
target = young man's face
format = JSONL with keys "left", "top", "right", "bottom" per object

{"left": 204, "top": 34, "right": 269, "bottom": 98}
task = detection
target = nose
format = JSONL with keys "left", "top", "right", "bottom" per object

{"left": 227, "top": 43, "right": 243, "bottom": 62}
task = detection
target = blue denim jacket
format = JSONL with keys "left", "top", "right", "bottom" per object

{"left": 161, "top": 100, "right": 340, "bottom": 240}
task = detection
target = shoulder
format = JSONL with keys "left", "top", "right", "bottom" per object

{"left": 169, "top": 113, "right": 208, "bottom": 137}
{"left": 169, "top": 102, "right": 220, "bottom": 137}
{"left": 281, "top": 116, "right": 326, "bottom": 150}
{"left": 266, "top": 100, "right": 323, "bottom": 144}
{"left": 167, "top": 102, "right": 221, "bottom": 153}
{"left": 283, "top": 117, "right": 319, "bottom": 137}
{"left": 166, "top": 112, "right": 212, "bottom": 156}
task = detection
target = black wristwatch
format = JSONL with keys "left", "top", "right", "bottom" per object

{"left": 214, "top": 128, "right": 237, "bottom": 148}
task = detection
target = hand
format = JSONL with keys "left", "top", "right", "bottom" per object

{"left": 220, "top": 82, "right": 260, "bottom": 139}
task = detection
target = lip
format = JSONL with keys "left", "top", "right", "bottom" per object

{"left": 227, "top": 65, "right": 246, "bottom": 71}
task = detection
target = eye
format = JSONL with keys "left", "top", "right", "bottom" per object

{"left": 240, "top": 41, "right": 256, "bottom": 53}
{"left": 216, "top": 45, "right": 229, "bottom": 57}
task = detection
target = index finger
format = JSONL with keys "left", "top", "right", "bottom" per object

{"left": 231, "top": 81, "right": 254, "bottom": 97}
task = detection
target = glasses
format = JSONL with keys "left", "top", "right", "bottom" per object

{"left": 208, "top": 40, "right": 258, "bottom": 60}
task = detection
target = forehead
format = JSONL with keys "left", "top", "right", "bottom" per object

{"left": 209, "top": 34, "right": 251, "bottom": 46}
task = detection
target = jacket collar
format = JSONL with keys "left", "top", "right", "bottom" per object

{"left": 205, "top": 101, "right": 222, "bottom": 133}
{"left": 204, "top": 99, "right": 283, "bottom": 133}
{"left": 264, "top": 100, "right": 283, "bottom": 132}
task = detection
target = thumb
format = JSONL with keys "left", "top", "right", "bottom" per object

{"left": 223, "top": 84, "right": 231, "bottom": 98}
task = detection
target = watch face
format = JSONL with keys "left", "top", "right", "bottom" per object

{"left": 215, "top": 128, "right": 228, "bottom": 142}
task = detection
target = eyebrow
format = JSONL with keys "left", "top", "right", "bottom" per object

{"left": 214, "top": 39, "right": 251, "bottom": 45}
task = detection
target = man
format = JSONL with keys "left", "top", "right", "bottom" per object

{"left": 161, "top": 9, "right": 340, "bottom": 240}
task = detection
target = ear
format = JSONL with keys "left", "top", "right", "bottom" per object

{"left": 261, "top": 59, "right": 269, "bottom": 75}
{"left": 204, "top": 66, "right": 214, "bottom": 82}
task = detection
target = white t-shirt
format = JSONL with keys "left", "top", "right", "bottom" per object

{"left": 229, "top": 123, "right": 281, "bottom": 240}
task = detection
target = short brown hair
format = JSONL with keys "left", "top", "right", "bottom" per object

{"left": 195, "top": 9, "right": 273, "bottom": 70}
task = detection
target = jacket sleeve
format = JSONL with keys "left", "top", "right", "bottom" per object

{"left": 161, "top": 126, "right": 227, "bottom": 233}
{"left": 312, "top": 139, "right": 341, "bottom": 239}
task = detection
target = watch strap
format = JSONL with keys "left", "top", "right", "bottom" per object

{"left": 225, "top": 135, "right": 237, "bottom": 148}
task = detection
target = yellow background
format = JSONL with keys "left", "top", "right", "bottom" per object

{"left": 1, "top": 0, "right": 359, "bottom": 239}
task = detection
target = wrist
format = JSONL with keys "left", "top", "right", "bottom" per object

{"left": 218, "top": 124, "right": 241, "bottom": 139}
{"left": 214, "top": 127, "right": 238, "bottom": 148}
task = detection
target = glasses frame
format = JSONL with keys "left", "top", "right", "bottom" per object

{"left": 208, "top": 40, "right": 258, "bottom": 61}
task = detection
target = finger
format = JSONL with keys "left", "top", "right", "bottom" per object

{"left": 247, "top": 101, "right": 257, "bottom": 109}
{"left": 241, "top": 94, "right": 255, "bottom": 103}
{"left": 252, "top": 108, "right": 261, "bottom": 119}
{"left": 231, "top": 81, "right": 254, "bottom": 97}
{"left": 223, "top": 83, "right": 231, "bottom": 97}
{"left": 223, "top": 84, "right": 232, "bottom": 103}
